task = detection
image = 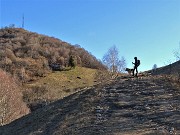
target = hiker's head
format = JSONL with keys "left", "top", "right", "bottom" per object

{"left": 134, "top": 57, "right": 137, "bottom": 60}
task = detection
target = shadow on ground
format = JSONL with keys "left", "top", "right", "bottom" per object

{"left": 0, "top": 76, "right": 179, "bottom": 135}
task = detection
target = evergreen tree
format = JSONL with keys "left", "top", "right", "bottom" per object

{"left": 69, "top": 55, "right": 76, "bottom": 68}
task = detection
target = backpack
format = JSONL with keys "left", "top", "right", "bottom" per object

{"left": 137, "top": 60, "right": 140, "bottom": 66}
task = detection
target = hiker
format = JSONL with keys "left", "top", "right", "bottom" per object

{"left": 132, "top": 57, "right": 140, "bottom": 76}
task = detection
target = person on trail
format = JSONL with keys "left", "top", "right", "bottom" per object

{"left": 132, "top": 57, "right": 140, "bottom": 76}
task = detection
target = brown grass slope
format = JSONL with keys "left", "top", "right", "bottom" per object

{"left": 149, "top": 60, "right": 180, "bottom": 76}
{"left": 0, "top": 70, "right": 29, "bottom": 126}
{"left": 0, "top": 27, "right": 106, "bottom": 82}
{"left": 23, "top": 67, "right": 111, "bottom": 112}
{"left": 0, "top": 75, "right": 179, "bottom": 135}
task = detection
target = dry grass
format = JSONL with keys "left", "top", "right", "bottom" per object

{"left": 22, "top": 67, "right": 110, "bottom": 110}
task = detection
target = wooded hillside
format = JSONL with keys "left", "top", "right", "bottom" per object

{"left": 0, "top": 27, "right": 106, "bottom": 82}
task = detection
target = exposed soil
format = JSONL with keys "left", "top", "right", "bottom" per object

{"left": 0, "top": 75, "right": 179, "bottom": 135}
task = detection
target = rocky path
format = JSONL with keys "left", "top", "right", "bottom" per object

{"left": 0, "top": 76, "right": 180, "bottom": 135}
{"left": 92, "top": 77, "right": 180, "bottom": 135}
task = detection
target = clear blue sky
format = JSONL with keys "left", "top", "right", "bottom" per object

{"left": 1, "top": 0, "right": 180, "bottom": 71}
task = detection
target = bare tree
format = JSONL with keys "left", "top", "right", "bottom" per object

{"left": 152, "top": 64, "right": 157, "bottom": 70}
{"left": 174, "top": 44, "right": 180, "bottom": 61}
{"left": 152, "top": 64, "right": 158, "bottom": 74}
{"left": 118, "top": 56, "right": 127, "bottom": 72}
{"left": 103, "top": 45, "right": 126, "bottom": 73}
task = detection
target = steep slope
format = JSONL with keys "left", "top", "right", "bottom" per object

{"left": 0, "top": 70, "right": 29, "bottom": 126}
{"left": 1, "top": 76, "right": 179, "bottom": 135}
{"left": 0, "top": 27, "right": 106, "bottom": 82}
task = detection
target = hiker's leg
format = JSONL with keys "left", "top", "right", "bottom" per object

{"left": 136, "top": 67, "right": 138, "bottom": 76}
{"left": 133, "top": 67, "right": 135, "bottom": 76}
{"left": 136, "top": 67, "right": 138, "bottom": 74}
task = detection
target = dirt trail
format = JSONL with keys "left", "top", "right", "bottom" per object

{"left": 92, "top": 77, "right": 180, "bottom": 135}
{"left": 0, "top": 76, "right": 179, "bottom": 135}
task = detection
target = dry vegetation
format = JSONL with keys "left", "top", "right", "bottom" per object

{"left": 0, "top": 27, "right": 106, "bottom": 82}
{"left": 22, "top": 67, "right": 111, "bottom": 111}
{"left": 150, "top": 60, "right": 180, "bottom": 77}
{"left": 0, "top": 70, "right": 29, "bottom": 126}
{"left": 148, "top": 60, "right": 180, "bottom": 89}
{"left": 0, "top": 27, "right": 110, "bottom": 118}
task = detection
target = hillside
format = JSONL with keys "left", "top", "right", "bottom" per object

{"left": 0, "top": 74, "right": 179, "bottom": 135}
{"left": 0, "top": 27, "right": 111, "bottom": 118}
{"left": 23, "top": 67, "right": 111, "bottom": 112}
{"left": 0, "top": 27, "right": 106, "bottom": 82}
{"left": 149, "top": 60, "right": 180, "bottom": 76}
{"left": 0, "top": 70, "right": 29, "bottom": 126}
